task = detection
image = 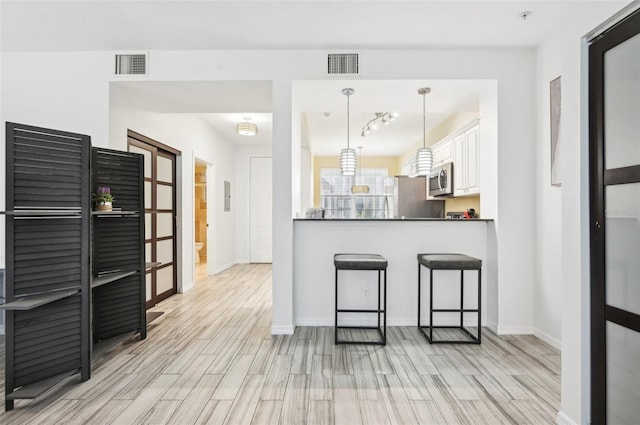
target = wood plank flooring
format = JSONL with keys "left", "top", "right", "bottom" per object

{"left": 0, "top": 263, "right": 561, "bottom": 424}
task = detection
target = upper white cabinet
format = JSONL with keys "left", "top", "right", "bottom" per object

{"left": 432, "top": 139, "right": 453, "bottom": 167}
{"left": 453, "top": 123, "right": 480, "bottom": 197}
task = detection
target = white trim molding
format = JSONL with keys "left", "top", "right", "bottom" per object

{"left": 534, "top": 328, "right": 562, "bottom": 351}
{"left": 556, "top": 410, "right": 578, "bottom": 425}
{"left": 271, "top": 324, "right": 295, "bottom": 335}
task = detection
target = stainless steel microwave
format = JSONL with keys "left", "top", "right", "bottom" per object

{"left": 428, "top": 162, "right": 454, "bottom": 197}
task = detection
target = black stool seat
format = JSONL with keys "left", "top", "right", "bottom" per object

{"left": 335, "top": 254, "right": 388, "bottom": 270}
{"left": 418, "top": 253, "right": 482, "bottom": 270}
{"left": 417, "top": 253, "right": 482, "bottom": 344}
{"left": 334, "top": 253, "right": 387, "bottom": 346}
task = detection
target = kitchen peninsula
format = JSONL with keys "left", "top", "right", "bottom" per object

{"left": 293, "top": 218, "right": 495, "bottom": 328}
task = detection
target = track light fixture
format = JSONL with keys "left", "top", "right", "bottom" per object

{"left": 360, "top": 112, "right": 398, "bottom": 137}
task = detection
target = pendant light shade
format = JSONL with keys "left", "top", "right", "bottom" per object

{"left": 340, "top": 148, "right": 357, "bottom": 176}
{"left": 236, "top": 117, "right": 258, "bottom": 136}
{"left": 340, "top": 88, "right": 357, "bottom": 176}
{"left": 416, "top": 147, "right": 433, "bottom": 176}
{"left": 416, "top": 87, "right": 433, "bottom": 176}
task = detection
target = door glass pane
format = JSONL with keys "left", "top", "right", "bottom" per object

{"left": 157, "top": 184, "right": 173, "bottom": 210}
{"left": 145, "top": 242, "right": 152, "bottom": 263}
{"left": 157, "top": 239, "right": 173, "bottom": 265}
{"left": 604, "top": 33, "right": 640, "bottom": 170}
{"left": 145, "top": 213, "right": 152, "bottom": 240}
{"left": 607, "top": 322, "right": 640, "bottom": 424}
{"left": 146, "top": 273, "right": 152, "bottom": 302}
{"left": 129, "top": 145, "right": 152, "bottom": 179}
{"left": 145, "top": 181, "right": 152, "bottom": 209}
{"left": 157, "top": 213, "right": 173, "bottom": 238}
{"left": 157, "top": 156, "right": 173, "bottom": 183}
{"left": 157, "top": 265, "right": 174, "bottom": 293}
{"left": 606, "top": 183, "right": 640, "bottom": 315}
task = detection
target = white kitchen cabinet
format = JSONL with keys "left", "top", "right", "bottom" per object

{"left": 453, "top": 123, "right": 480, "bottom": 197}
{"left": 432, "top": 139, "right": 453, "bottom": 167}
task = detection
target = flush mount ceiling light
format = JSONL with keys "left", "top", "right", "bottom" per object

{"left": 360, "top": 112, "right": 397, "bottom": 138}
{"left": 339, "top": 88, "right": 357, "bottom": 176}
{"left": 236, "top": 116, "right": 258, "bottom": 136}
{"left": 415, "top": 87, "right": 433, "bottom": 176}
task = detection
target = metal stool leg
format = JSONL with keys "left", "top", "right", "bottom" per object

{"left": 460, "top": 269, "right": 464, "bottom": 328}
{"left": 335, "top": 267, "right": 338, "bottom": 343}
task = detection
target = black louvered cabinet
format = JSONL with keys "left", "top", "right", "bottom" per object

{"left": 90, "top": 147, "right": 146, "bottom": 345}
{"left": 2, "top": 123, "right": 91, "bottom": 411}
{"left": 2, "top": 124, "right": 146, "bottom": 411}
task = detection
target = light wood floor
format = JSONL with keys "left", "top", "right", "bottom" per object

{"left": 0, "top": 263, "right": 560, "bottom": 424}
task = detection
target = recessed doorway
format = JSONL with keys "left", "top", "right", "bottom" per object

{"left": 194, "top": 159, "right": 208, "bottom": 281}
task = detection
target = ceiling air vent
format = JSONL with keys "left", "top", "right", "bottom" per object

{"left": 115, "top": 53, "right": 147, "bottom": 76}
{"left": 328, "top": 53, "right": 359, "bottom": 75}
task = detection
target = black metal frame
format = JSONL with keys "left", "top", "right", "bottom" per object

{"left": 588, "top": 9, "right": 640, "bottom": 424}
{"left": 334, "top": 267, "right": 387, "bottom": 346}
{"left": 418, "top": 262, "right": 481, "bottom": 344}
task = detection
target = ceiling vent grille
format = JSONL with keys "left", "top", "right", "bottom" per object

{"left": 115, "top": 53, "right": 147, "bottom": 75}
{"left": 328, "top": 53, "right": 359, "bottom": 75}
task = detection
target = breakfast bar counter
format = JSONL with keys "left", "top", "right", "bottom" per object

{"left": 292, "top": 218, "right": 496, "bottom": 328}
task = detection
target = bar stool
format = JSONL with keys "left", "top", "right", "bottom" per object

{"left": 417, "top": 253, "right": 482, "bottom": 344}
{"left": 334, "top": 254, "right": 387, "bottom": 345}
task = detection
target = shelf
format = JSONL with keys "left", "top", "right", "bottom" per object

{"left": 92, "top": 210, "right": 139, "bottom": 217}
{"left": 6, "top": 370, "right": 79, "bottom": 400}
{"left": 92, "top": 271, "right": 137, "bottom": 288}
{"left": 1, "top": 210, "right": 82, "bottom": 217}
{"left": 145, "top": 262, "right": 161, "bottom": 270}
{"left": 0, "top": 289, "right": 80, "bottom": 310}
{"left": 93, "top": 331, "right": 138, "bottom": 358}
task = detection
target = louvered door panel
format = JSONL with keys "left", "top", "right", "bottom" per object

{"left": 93, "top": 274, "right": 143, "bottom": 340}
{"left": 10, "top": 127, "right": 86, "bottom": 209}
{"left": 91, "top": 146, "right": 146, "bottom": 343}
{"left": 13, "top": 296, "right": 83, "bottom": 387}
{"left": 4, "top": 123, "right": 91, "bottom": 411}
{"left": 13, "top": 218, "right": 83, "bottom": 295}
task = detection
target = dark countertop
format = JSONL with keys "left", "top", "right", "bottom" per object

{"left": 294, "top": 218, "right": 493, "bottom": 222}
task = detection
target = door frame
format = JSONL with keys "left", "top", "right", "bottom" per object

{"left": 193, "top": 155, "right": 216, "bottom": 278}
{"left": 588, "top": 8, "right": 640, "bottom": 424}
{"left": 127, "top": 130, "right": 181, "bottom": 308}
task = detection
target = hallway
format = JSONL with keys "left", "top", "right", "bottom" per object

{"left": 0, "top": 264, "right": 560, "bottom": 424}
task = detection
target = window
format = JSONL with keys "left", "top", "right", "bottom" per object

{"left": 320, "top": 168, "right": 393, "bottom": 218}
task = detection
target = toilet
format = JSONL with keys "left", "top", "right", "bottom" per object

{"left": 194, "top": 242, "right": 204, "bottom": 263}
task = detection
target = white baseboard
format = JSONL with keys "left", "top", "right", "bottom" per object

{"left": 213, "top": 262, "right": 236, "bottom": 275}
{"left": 486, "top": 319, "right": 498, "bottom": 334}
{"left": 180, "top": 282, "right": 194, "bottom": 294}
{"left": 271, "top": 324, "right": 295, "bottom": 335}
{"left": 533, "top": 328, "right": 562, "bottom": 350}
{"left": 495, "top": 325, "right": 534, "bottom": 335}
{"left": 295, "top": 317, "right": 487, "bottom": 327}
{"left": 235, "top": 258, "right": 249, "bottom": 265}
{"left": 556, "top": 411, "right": 578, "bottom": 425}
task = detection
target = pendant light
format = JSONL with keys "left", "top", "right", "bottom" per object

{"left": 351, "top": 146, "right": 370, "bottom": 193}
{"left": 339, "top": 88, "right": 357, "bottom": 176}
{"left": 415, "top": 87, "right": 433, "bottom": 176}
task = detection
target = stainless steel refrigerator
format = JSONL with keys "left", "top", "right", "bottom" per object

{"left": 393, "top": 176, "right": 444, "bottom": 218}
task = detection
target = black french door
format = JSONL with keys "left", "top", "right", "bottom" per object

{"left": 589, "top": 8, "right": 640, "bottom": 425}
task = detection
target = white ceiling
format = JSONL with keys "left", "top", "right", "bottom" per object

{"left": 1, "top": 1, "right": 565, "bottom": 52}
{"left": 3, "top": 1, "right": 616, "bottom": 156}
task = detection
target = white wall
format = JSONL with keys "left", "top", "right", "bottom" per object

{"left": 534, "top": 30, "right": 563, "bottom": 350}
{"left": 552, "top": 2, "right": 634, "bottom": 424}
{"left": 2, "top": 48, "right": 541, "bottom": 340}
{"left": 109, "top": 85, "right": 238, "bottom": 291}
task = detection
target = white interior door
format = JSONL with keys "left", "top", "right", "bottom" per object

{"left": 250, "top": 157, "right": 272, "bottom": 263}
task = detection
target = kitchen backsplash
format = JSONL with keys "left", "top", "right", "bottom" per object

{"left": 445, "top": 196, "right": 481, "bottom": 217}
